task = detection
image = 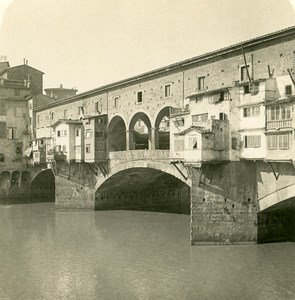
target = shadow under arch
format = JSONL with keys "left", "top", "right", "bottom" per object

{"left": 155, "top": 106, "right": 171, "bottom": 150}
{"left": 258, "top": 184, "right": 295, "bottom": 243}
{"left": 129, "top": 112, "right": 152, "bottom": 150}
{"left": 108, "top": 115, "right": 127, "bottom": 151}
{"left": 95, "top": 162, "right": 191, "bottom": 214}
{"left": 0, "top": 171, "right": 10, "bottom": 201}
{"left": 31, "top": 169, "right": 55, "bottom": 203}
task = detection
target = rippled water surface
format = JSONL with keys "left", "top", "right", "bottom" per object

{"left": 0, "top": 203, "right": 294, "bottom": 300}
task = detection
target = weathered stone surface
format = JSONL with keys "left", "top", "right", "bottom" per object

{"left": 190, "top": 162, "right": 258, "bottom": 245}
{"left": 55, "top": 175, "right": 95, "bottom": 210}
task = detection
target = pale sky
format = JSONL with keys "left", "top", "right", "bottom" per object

{"left": 0, "top": 0, "right": 295, "bottom": 93}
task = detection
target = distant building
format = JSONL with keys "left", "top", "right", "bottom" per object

{"left": 0, "top": 60, "right": 34, "bottom": 164}
{"left": 0, "top": 59, "right": 44, "bottom": 96}
{"left": 0, "top": 59, "right": 55, "bottom": 164}
{"left": 45, "top": 84, "right": 77, "bottom": 100}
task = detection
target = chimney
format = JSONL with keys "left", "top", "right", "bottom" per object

{"left": 23, "top": 58, "right": 26, "bottom": 65}
{"left": 26, "top": 60, "right": 28, "bottom": 65}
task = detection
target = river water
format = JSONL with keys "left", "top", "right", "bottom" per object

{"left": 0, "top": 203, "right": 294, "bottom": 300}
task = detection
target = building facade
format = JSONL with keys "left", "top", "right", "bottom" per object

{"left": 34, "top": 26, "right": 295, "bottom": 167}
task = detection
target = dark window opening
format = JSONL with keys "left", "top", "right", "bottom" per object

{"left": 198, "top": 76, "right": 205, "bottom": 90}
{"left": 244, "top": 84, "right": 250, "bottom": 94}
{"left": 285, "top": 85, "right": 292, "bottom": 96}
{"left": 164, "top": 85, "right": 171, "bottom": 97}
{"left": 137, "top": 91, "right": 143, "bottom": 104}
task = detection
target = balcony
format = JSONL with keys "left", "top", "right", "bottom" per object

{"left": 266, "top": 119, "right": 292, "bottom": 130}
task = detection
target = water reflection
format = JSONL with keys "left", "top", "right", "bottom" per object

{"left": 0, "top": 203, "right": 294, "bottom": 299}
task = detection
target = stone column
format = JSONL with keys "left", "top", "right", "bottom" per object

{"left": 155, "top": 127, "right": 159, "bottom": 149}
{"left": 125, "top": 130, "right": 130, "bottom": 151}
{"left": 150, "top": 127, "right": 156, "bottom": 150}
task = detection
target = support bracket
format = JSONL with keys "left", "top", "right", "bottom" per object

{"left": 268, "top": 162, "right": 280, "bottom": 181}
{"left": 97, "top": 162, "right": 108, "bottom": 178}
{"left": 287, "top": 68, "right": 295, "bottom": 86}
{"left": 171, "top": 161, "right": 188, "bottom": 181}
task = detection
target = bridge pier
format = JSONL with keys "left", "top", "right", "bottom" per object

{"left": 55, "top": 175, "right": 95, "bottom": 211}
{"left": 190, "top": 162, "right": 258, "bottom": 245}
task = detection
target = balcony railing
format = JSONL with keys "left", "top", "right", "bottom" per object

{"left": 266, "top": 119, "right": 292, "bottom": 129}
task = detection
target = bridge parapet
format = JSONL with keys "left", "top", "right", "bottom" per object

{"left": 109, "top": 150, "right": 170, "bottom": 168}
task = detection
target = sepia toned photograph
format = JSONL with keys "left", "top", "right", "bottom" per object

{"left": 0, "top": 0, "right": 295, "bottom": 299}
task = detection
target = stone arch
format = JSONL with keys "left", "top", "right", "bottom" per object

{"left": 258, "top": 183, "right": 295, "bottom": 243}
{"left": 129, "top": 112, "right": 152, "bottom": 150}
{"left": 31, "top": 169, "right": 55, "bottom": 202}
{"left": 11, "top": 171, "right": 20, "bottom": 187}
{"left": 95, "top": 159, "right": 191, "bottom": 191}
{"left": 108, "top": 115, "right": 127, "bottom": 151}
{"left": 154, "top": 106, "right": 171, "bottom": 150}
{"left": 21, "top": 171, "right": 31, "bottom": 186}
{"left": 258, "top": 183, "right": 295, "bottom": 212}
{"left": 0, "top": 171, "right": 10, "bottom": 199}
{"left": 95, "top": 161, "right": 191, "bottom": 214}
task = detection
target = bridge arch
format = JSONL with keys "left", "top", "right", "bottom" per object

{"left": 95, "top": 160, "right": 191, "bottom": 214}
{"left": 155, "top": 106, "right": 171, "bottom": 150}
{"left": 108, "top": 115, "right": 127, "bottom": 151}
{"left": 128, "top": 111, "right": 152, "bottom": 150}
{"left": 258, "top": 183, "right": 295, "bottom": 212}
{"left": 258, "top": 183, "right": 295, "bottom": 243}
{"left": 31, "top": 169, "right": 55, "bottom": 202}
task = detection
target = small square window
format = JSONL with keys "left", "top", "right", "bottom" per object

{"left": 78, "top": 106, "right": 84, "bottom": 115}
{"left": 95, "top": 101, "right": 101, "bottom": 113}
{"left": 137, "top": 91, "right": 143, "bottom": 104}
{"left": 244, "top": 85, "right": 250, "bottom": 94}
{"left": 198, "top": 77, "right": 205, "bottom": 90}
{"left": 164, "top": 85, "right": 171, "bottom": 97}
{"left": 285, "top": 85, "right": 292, "bottom": 96}
{"left": 240, "top": 65, "right": 250, "bottom": 82}
{"left": 114, "top": 97, "right": 119, "bottom": 108}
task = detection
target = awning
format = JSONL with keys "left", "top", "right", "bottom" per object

{"left": 23, "top": 147, "right": 33, "bottom": 158}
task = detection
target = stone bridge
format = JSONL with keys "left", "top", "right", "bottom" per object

{"left": 0, "top": 165, "right": 55, "bottom": 204}
{"left": 2, "top": 152, "right": 295, "bottom": 245}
